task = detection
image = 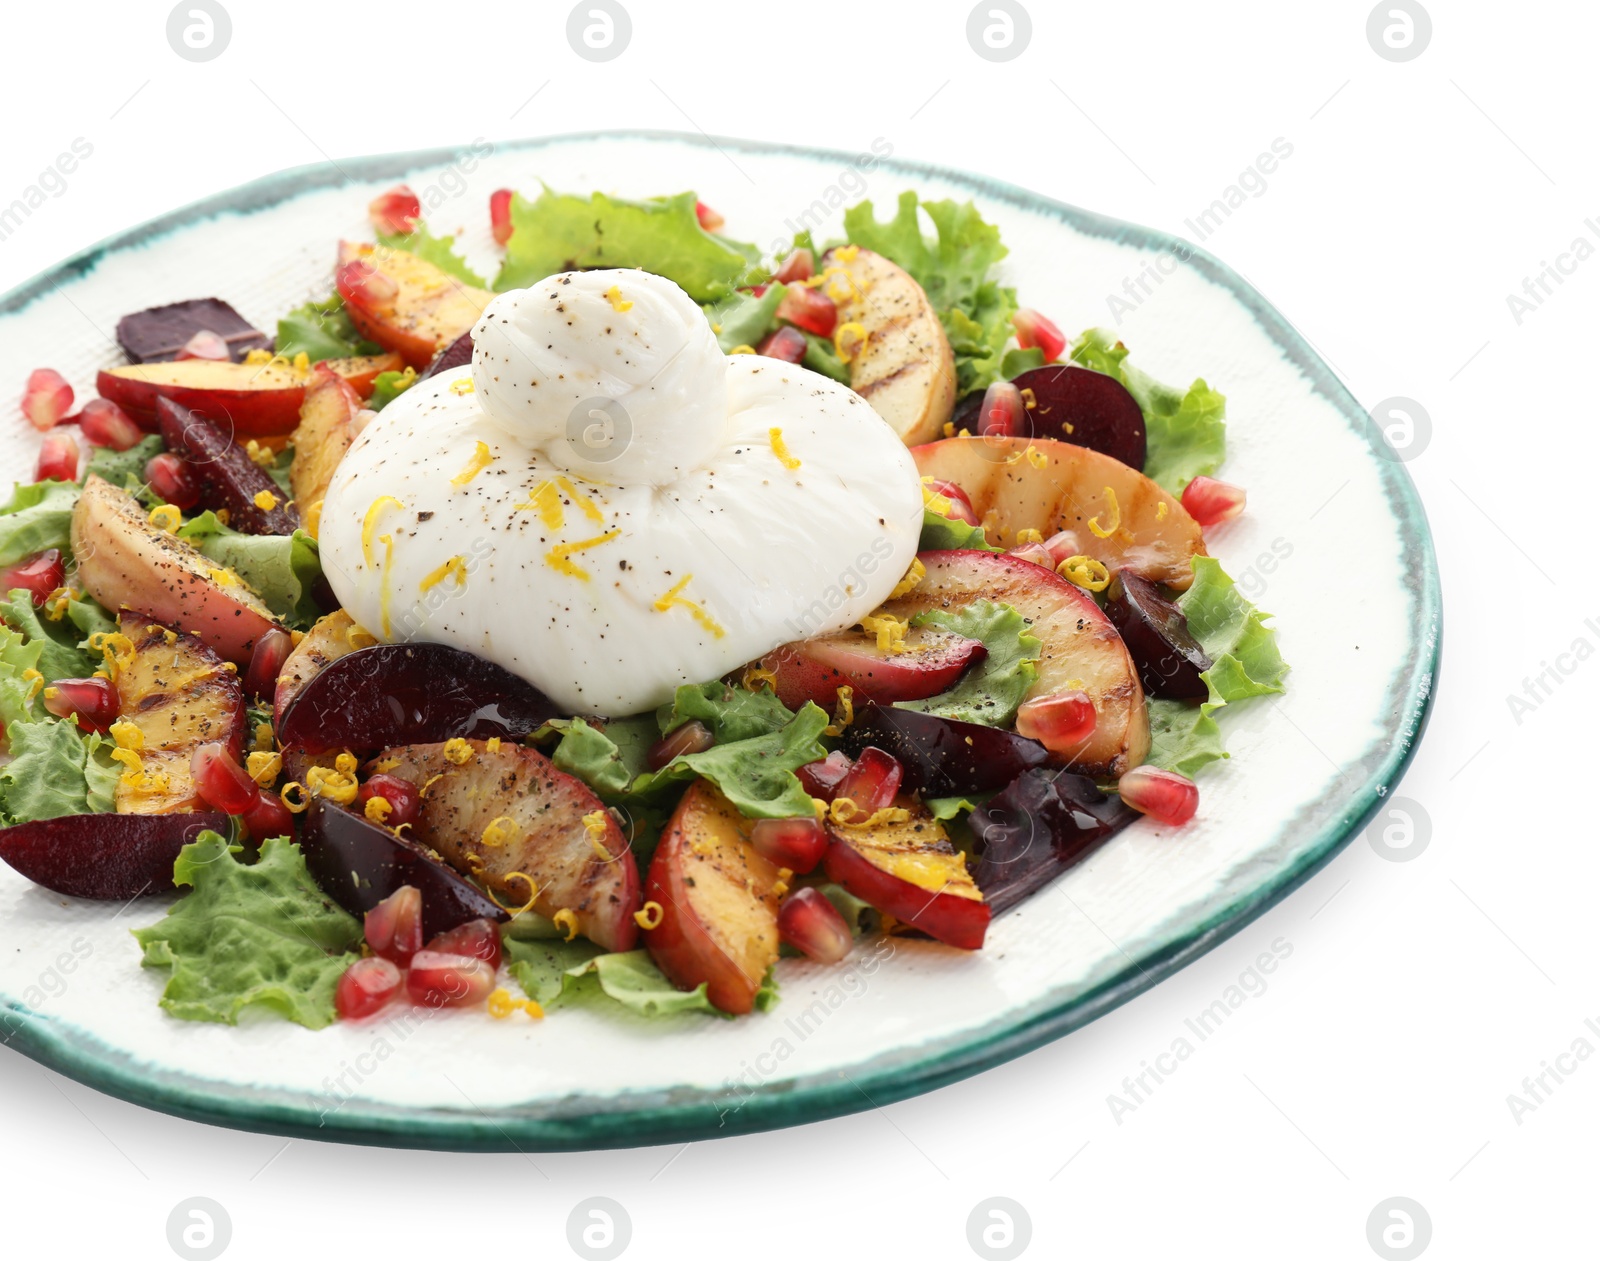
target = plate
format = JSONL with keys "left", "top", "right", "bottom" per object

{"left": 0, "top": 131, "right": 1440, "bottom": 1151}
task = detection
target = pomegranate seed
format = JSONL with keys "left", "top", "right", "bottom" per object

{"left": 175, "top": 330, "right": 230, "bottom": 361}
{"left": 244, "top": 627, "right": 294, "bottom": 701}
{"left": 407, "top": 950, "right": 495, "bottom": 1008}
{"left": 778, "top": 888, "right": 853, "bottom": 964}
{"left": 1041, "top": 529, "right": 1084, "bottom": 567}
{"left": 776, "top": 283, "right": 838, "bottom": 338}
{"left": 741, "top": 283, "right": 769, "bottom": 298}
{"left": 796, "top": 750, "right": 853, "bottom": 802}
{"left": 832, "top": 747, "right": 903, "bottom": 821}
{"left": 695, "top": 200, "right": 725, "bottom": 232}
{"left": 426, "top": 918, "right": 502, "bottom": 971}
{"left": 336, "top": 956, "right": 404, "bottom": 1021}
{"left": 489, "top": 188, "right": 514, "bottom": 245}
{"left": 772, "top": 247, "right": 815, "bottom": 284}
{"left": 646, "top": 720, "right": 714, "bottom": 771}
{"left": 977, "top": 380, "right": 1026, "bottom": 438}
{"left": 337, "top": 259, "right": 398, "bottom": 307}
{"left": 1007, "top": 542, "right": 1055, "bottom": 569}
{"left": 923, "top": 477, "right": 980, "bottom": 526}
{"left": 35, "top": 431, "right": 80, "bottom": 482}
{"left": 365, "top": 886, "right": 424, "bottom": 965}
{"left": 191, "top": 742, "right": 259, "bottom": 814}
{"left": 1118, "top": 765, "right": 1199, "bottom": 826}
{"left": 357, "top": 773, "right": 420, "bottom": 829}
{"left": 750, "top": 816, "right": 829, "bottom": 874}
{"left": 1181, "top": 476, "right": 1247, "bottom": 528}
{"left": 144, "top": 452, "right": 201, "bottom": 509}
{"left": 2, "top": 549, "right": 65, "bottom": 606}
{"left": 1012, "top": 308, "right": 1067, "bottom": 361}
{"left": 242, "top": 789, "right": 294, "bottom": 842}
{"left": 368, "top": 184, "right": 421, "bottom": 236}
{"left": 42, "top": 677, "right": 120, "bottom": 734}
{"left": 21, "top": 369, "right": 73, "bottom": 431}
{"left": 1015, "top": 690, "right": 1097, "bottom": 753}
{"left": 78, "top": 398, "right": 143, "bottom": 451}
{"left": 756, "top": 326, "right": 808, "bottom": 364}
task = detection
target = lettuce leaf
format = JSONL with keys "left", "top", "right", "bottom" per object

{"left": 1, "top": 589, "right": 99, "bottom": 682}
{"left": 1070, "top": 328, "right": 1226, "bottom": 493}
{"left": 132, "top": 833, "right": 362, "bottom": 1029}
{"left": 898, "top": 599, "right": 1040, "bottom": 726}
{"left": 85, "top": 435, "right": 164, "bottom": 502}
{"left": 504, "top": 937, "right": 774, "bottom": 1017}
{"left": 0, "top": 479, "right": 76, "bottom": 569}
{"left": 704, "top": 284, "right": 783, "bottom": 354}
{"left": 1145, "top": 557, "right": 1288, "bottom": 777}
{"left": 547, "top": 715, "right": 659, "bottom": 800}
{"left": 495, "top": 188, "right": 763, "bottom": 301}
{"left": 918, "top": 505, "right": 1002, "bottom": 552}
{"left": 655, "top": 681, "right": 794, "bottom": 744}
{"left": 377, "top": 226, "right": 487, "bottom": 288}
{"left": 368, "top": 367, "right": 417, "bottom": 411}
{"left": 801, "top": 331, "right": 851, "bottom": 384}
{"left": 176, "top": 512, "right": 323, "bottom": 629}
{"left": 0, "top": 622, "right": 43, "bottom": 728}
{"left": 843, "top": 193, "right": 1018, "bottom": 393}
{"left": 275, "top": 296, "right": 378, "bottom": 363}
{"left": 0, "top": 718, "right": 118, "bottom": 824}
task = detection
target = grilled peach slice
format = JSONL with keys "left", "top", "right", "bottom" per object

{"left": 335, "top": 241, "right": 495, "bottom": 370}
{"left": 110, "top": 612, "right": 247, "bottom": 815}
{"left": 885, "top": 549, "right": 1148, "bottom": 775}
{"left": 72, "top": 475, "right": 281, "bottom": 666}
{"left": 288, "top": 365, "right": 364, "bottom": 534}
{"left": 822, "top": 246, "right": 955, "bottom": 445}
{"left": 642, "top": 780, "right": 782, "bottom": 1015}
{"left": 759, "top": 623, "right": 985, "bottom": 711}
{"left": 822, "top": 798, "right": 989, "bottom": 950}
{"left": 911, "top": 435, "right": 1205, "bottom": 590}
{"left": 272, "top": 609, "right": 357, "bottom": 725}
{"left": 377, "top": 740, "right": 641, "bottom": 952}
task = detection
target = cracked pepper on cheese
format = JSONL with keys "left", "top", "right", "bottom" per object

{"left": 318, "top": 269, "right": 923, "bottom": 715}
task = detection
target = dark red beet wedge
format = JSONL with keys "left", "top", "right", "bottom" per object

{"left": 839, "top": 703, "right": 1051, "bottom": 797}
{"left": 156, "top": 398, "right": 299, "bottom": 535}
{"left": 969, "top": 770, "right": 1137, "bottom": 913}
{"left": 952, "top": 364, "right": 1146, "bottom": 470}
{"left": 1104, "top": 567, "right": 1211, "bottom": 700}
{"left": 419, "top": 331, "right": 473, "bottom": 381}
{"left": 300, "top": 799, "right": 507, "bottom": 939}
{"left": 275, "top": 643, "right": 559, "bottom": 756}
{"left": 0, "top": 812, "right": 232, "bottom": 900}
{"left": 116, "top": 298, "right": 270, "bottom": 364}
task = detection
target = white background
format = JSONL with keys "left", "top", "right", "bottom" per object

{"left": 0, "top": 1, "right": 1590, "bottom": 1258}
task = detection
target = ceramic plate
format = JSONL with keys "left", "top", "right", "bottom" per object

{"left": 0, "top": 131, "right": 1439, "bottom": 1151}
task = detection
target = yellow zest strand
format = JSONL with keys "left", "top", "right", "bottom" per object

{"left": 451, "top": 440, "right": 493, "bottom": 487}
{"left": 147, "top": 504, "right": 182, "bottom": 533}
{"left": 246, "top": 751, "right": 282, "bottom": 786}
{"left": 728, "top": 344, "right": 756, "bottom": 355}
{"left": 244, "top": 349, "right": 273, "bottom": 366}
{"left": 556, "top": 476, "right": 605, "bottom": 524}
{"left": 823, "top": 685, "right": 855, "bottom": 738}
{"left": 377, "top": 532, "right": 395, "bottom": 638}
{"left": 253, "top": 490, "right": 278, "bottom": 511}
{"left": 485, "top": 737, "right": 502, "bottom": 754}
{"left": 1024, "top": 446, "right": 1048, "bottom": 470}
{"left": 420, "top": 772, "right": 447, "bottom": 797}
{"left": 253, "top": 721, "right": 275, "bottom": 752}
{"left": 1057, "top": 555, "right": 1111, "bottom": 593}
{"left": 888, "top": 557, "right": 926, "bottom": 599}
{"left": 1156, "top": 501, "right": 1169, "bottom": 521}
{"left": 742, "top": 664, "right": 778, "bottom": 693}
{"left": 517, "top": 479, "right": 564, "bottom": 528}
{"left": 546, "top": 529, "right": 621, "bottom": 581}
{"left": 481, "top": 815, "right": 518, "bottom": 848}
{"left": 488, "top": 988, "right": 544, "bottom": 1020}
{"left": 449, "top": 378, "right": 476, "bottom": 396}
{"left": 768, "top": 427, "right": 801, "bottom": 471}
{"left": 346, "top": 623, "right": 379, "bottom": 650}
{"left": 306, "top": 764, "right": 359, "bottom": 805}
{"left": 442, "top": 738, "right": 474, "bottom": 765}
{"left": 1087, "top": 486, "right": 1121, "bottom": 539}
{"left": 303, "top": 501, "right": 324, "bottom": 539}
{"left": 551, "top": 908, "right": 580, "bottom": 942}
{"left": 582, "top": 810, "right": 613, "bottom": 861}
{"left": 1016, "top": 527, "right": 1044, "bottom": 545}
{"left": 418, "top": 555, "right": 468, "bottom": 593}
{"left": 860, "top": 612, "right": 909, "bottom": 654}
{"left": 603, "top": 284, "right": 633, "bottom": 312}
{"left": 108, "top": 719, "right": 143, "bottom": 750}
{"left": 1020, "top": 387, "right": 1038, "bottom": 410}
{"left": 280, "top": 781, "right": 309, "bottom": 813}
{"left": 652, "top": 573, "right": 726, "bottom": 639}
{"left": 834, "top": 321, "right": 868, "bottom": 362}
{"left": 828, "top": 798, "right": 912, "bottom": 828}
{"left": 362, "top": 496, "right": 403, "bottom": 567}
{"left": 833, "top": 244, "right": 860, "bottom": 263}
{"left": 334, "top": 752, "right": 358, "bottom": 774}
{"left": 486, "top": 872, "right": 539, "bottom": 917}
{"left": 90, "top": 631, "right": 137, "bottom": 679}
{"left": 364, "top": 796, "right": 393, "bottom": 824}
{"left": 633, "top": 901, "right": 664, "bottom": 931}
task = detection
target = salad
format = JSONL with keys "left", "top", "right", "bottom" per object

{"left": 0, "top": 181, "right": 1286, "bottom": 1028}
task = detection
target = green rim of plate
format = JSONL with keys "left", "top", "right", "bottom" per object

{"left": 0, "top": 130, "right": 1442, "bottom": 1151}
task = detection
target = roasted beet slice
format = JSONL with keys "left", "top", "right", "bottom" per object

{"left": 0, "top": 812, "right": 232, "bottom": 900}
{"left": 952, "top": 364, "right": 1146, "bottom": 470}
{"left": 419, "top": 331, "right": 473, "bottom": 381}
{"left": 839, "top": 703, "right": 1050, "bottom": 797}
{"left": 969, "top": 769, "right": 1137, "bottom": 914}
{"left": 275, "top": 643, "right": 559, "bottom": 756}
{"left": 300, "top": 799, "right": 507, "bottom": 938}
{"left": 1104, "top": 567, "right": 1211, "bottom": 700}
{"left": 156, "top": 397, "right": 299, "bottom": 535}
{"left": 116, "top": 298, "right": 270, "bottom": 364}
